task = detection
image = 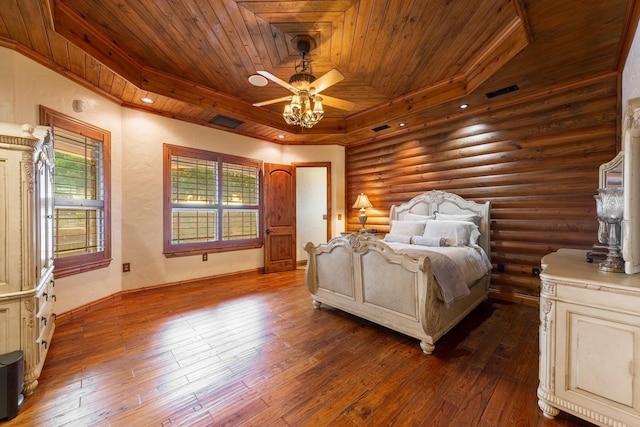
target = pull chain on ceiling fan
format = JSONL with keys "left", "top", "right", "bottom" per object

{"left": 252, "top": 36, "right": 355, "bottom": 128}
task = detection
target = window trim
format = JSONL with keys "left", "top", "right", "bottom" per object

{"left": 40, "top": 106, "right": 112, "bottom": 278}
{"left": 163, "top": 144, "right": 263, "bottom": 258}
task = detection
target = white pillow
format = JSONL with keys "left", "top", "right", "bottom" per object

{"left": 403, "top": 212, "right": 435, "bottom": 222}
{"left": 423, "top": 219, "right": 479, "bottom": 247}
{"left": 383, "top": 234, "right": 412, "bottom": 244}
{"left": 411, "top": 235, "right": 446, "bottom": 247}
{"left": 389, "top": 220, "right": 426, "bottom": 236}
{"left": 435, "top": 212, "right": 481, "bottom": 226}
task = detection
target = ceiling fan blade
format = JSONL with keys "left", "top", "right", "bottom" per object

{"left": 317, "top": 94, "right": 355, "bottom": 111}
{"left": 253, "top": 95, "right": 292, "bottom": 107}
{"left": 310, "top": 69, "right": 345, "bottom": 94}
{"left": 256, "top": 70, "right": 297, "bottom": 93}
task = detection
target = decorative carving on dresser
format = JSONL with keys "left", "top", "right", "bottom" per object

{"left": 541, "top": 281, "right": 555, "bottom": 295}
{"left": 0, "top": 122, "right": 55, "bottom": 395}
{"left": 539, "top": 279, "right": 555, "bottom": 333}
{"left": 539, "top": 298, "right": 552, "bottom": 333}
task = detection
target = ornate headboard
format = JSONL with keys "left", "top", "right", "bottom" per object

{"left": 389, "top": 190, "right": 491, "bottom": 259}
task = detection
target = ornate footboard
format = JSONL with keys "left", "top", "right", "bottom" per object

{"left": 304, "top": 233, "right": 490, "bottom": 353}
{"left": 304, "top": 190, "right": 491, "bottom": 354}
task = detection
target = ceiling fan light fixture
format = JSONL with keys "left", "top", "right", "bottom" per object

{"left": 283, "top": 93, "right": 323, "bottom": 128}
{"left": 289, "top": 72, "right": 316, "bottom": 89}
{"left": 253, "top": 35, "right": 350, "bottom": 128}
{"left": 313, "top": 98, "right": 324, "bottom": 114}
{"left": 290, "top": 94, "right": 301, "bottom": 110}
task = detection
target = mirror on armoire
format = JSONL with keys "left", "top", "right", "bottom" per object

{"left": 622, "top": 97, "right": 640, "bottom": 274}
{"left": 589, "top": 97, "right": 640, "bottom": 274}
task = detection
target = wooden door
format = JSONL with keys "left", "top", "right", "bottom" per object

{"left": 264, "top": 163, "right": 296, "bottom": 273}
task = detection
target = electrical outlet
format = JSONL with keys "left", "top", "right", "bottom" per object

{"left": 123, "top": 262, "right": 130, "bottom": 272}
{"left": 202, "top": 253, "right": 208, "bottom": 261}
{"left": 497, "top": 263, "right": 505, "bottom": 272}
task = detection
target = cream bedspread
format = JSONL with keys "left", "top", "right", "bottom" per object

{"left": 384, "top": 242, "right": 492, "bottom": 305}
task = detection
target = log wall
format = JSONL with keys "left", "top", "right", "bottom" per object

{"left": 345, "top": 75, "right": 619, "bottom": 304}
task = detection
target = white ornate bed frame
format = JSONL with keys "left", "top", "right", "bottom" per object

{"left": 304, "top": 190, "right": 491, "bottom": 353}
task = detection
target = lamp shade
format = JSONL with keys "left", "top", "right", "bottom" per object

{"left": 352, "top": 193, "right": 373, "bottom": 209}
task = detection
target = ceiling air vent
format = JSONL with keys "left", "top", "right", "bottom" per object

{"left": 371, "top": 124, "right": 390, "bottom": 132}
{"left": 208, "top": 115, "right": 244, "bottom": 129}
{"left": 485, "top": 84, "right": 519, "bottom": 99}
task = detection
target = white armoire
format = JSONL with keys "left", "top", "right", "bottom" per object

{"left": 0, "top": 122, "right": 55, "bottom": 395}
{"left": 537, "top": 99, "right": 640, "bottom": 426}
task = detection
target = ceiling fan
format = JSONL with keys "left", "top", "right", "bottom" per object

{"left": 252, "top": 36, "right": 355, "bottom": 128}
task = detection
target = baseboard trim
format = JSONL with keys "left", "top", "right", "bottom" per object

{"left": 56, "top": 293, "right": 123, "bottom": 325}
{"left": 488, "top": 289, "right": 539, "bottom": 306}
{"left": 56, "top": 267, "right": 264, "bottom": 325}
{"left": 120, "top": 267, "right": 264, "bottom": 298}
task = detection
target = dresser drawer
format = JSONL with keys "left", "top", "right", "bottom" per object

{"left": 37, "top": 312, "right": 55, "bottom": 352}
{"left": 35, "top": 275, "right": 55, "bottom": 353}
{"left": 35, "top": 275, "right": 54, "bottom": 315}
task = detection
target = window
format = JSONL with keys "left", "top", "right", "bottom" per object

{"left": 163, "top": 144, "right": 263, "bottom": 257}
{"left": 40, "top": 106, "right": 111, "bottom": 277}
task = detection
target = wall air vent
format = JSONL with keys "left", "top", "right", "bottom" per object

{"left": 485, "top": 84, "right": 519, "bottom": 99}
{"left": 208, "top": 115, "right": 244, "bottom": 129}
{"left": 371, "top": 124, "right": 390, "bottom": 132}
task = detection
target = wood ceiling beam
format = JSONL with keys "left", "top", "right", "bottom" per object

{"left": 342, "top": 17, "right": 530, "bottom": 134}
{"left": 464, "top": 16, "right": 530, "bottom": 93}
{"left": 51, "top": 0, "right": 143, "bottom": 86}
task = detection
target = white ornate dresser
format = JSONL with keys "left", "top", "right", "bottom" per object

{"left": 0, "top": 122, "right": 55, "bottom": 394}
{"left": 538, "top": 248, "right": 640, "bottom": 426}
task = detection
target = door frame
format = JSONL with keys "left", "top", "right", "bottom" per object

{"left": 293, "top": 162, "right": 332, "bottom": 242}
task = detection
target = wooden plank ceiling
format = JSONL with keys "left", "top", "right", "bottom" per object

{"left": 0, "top": 0, "right": 636, "bottom": 145}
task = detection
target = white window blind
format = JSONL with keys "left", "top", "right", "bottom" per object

{"left": 171, "top": 155, "right": 218, "bottom": 244}
{"left": 221, "top": 162, "right": 259, "bottom": 240}
{"left": 53, "top": 128, "right": 105, "bottom": 258}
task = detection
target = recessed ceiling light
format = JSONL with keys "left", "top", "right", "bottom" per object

{"left": 399, "top": 122, "right": 406, "bottom": 127}
{"left": 141, "top": 97, "right": 154, "bottom": 104}
{"left": 278, "top": 134, "right": 285, "bottom": 139}
{"left": 248, "top": 74, "right": 268, "bottom": 87}
{"left": 459, "top": 103, "right": 469, "bottom": 109}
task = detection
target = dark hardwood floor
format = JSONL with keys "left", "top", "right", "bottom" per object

{"left": 9, "top": 269, "right": 590, "bottom": 426}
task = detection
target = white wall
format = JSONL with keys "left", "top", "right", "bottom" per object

{"left": 623, "top": 23, "right": 640, "bottom": 112}
{"left": 296, "top": 167, "right": 328, "bottom": 261}
{"left": 0, "top": 47, "right": 345, "bottom": 312}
